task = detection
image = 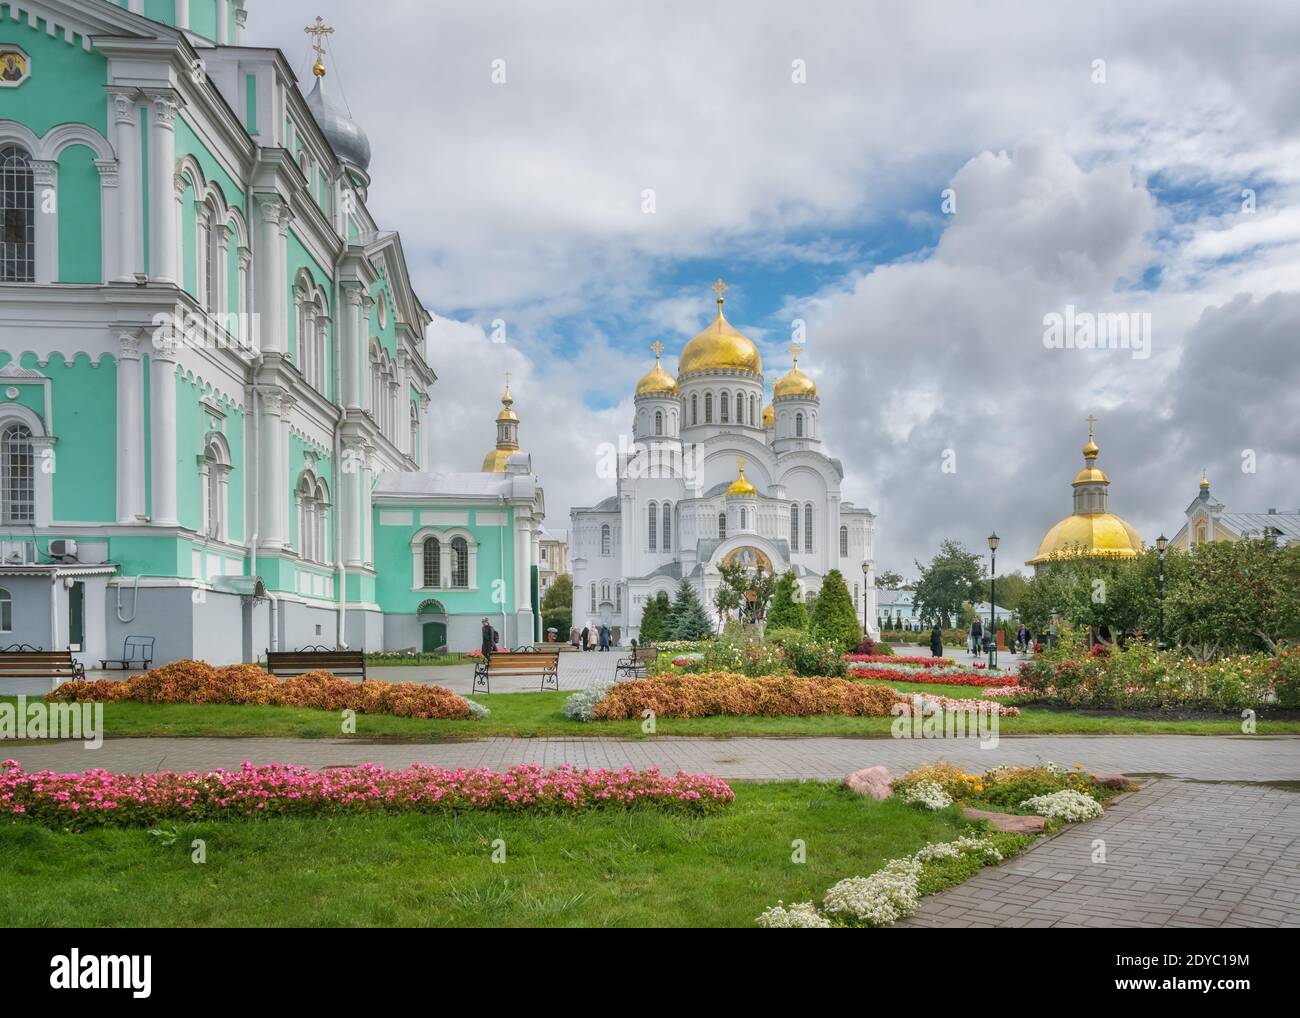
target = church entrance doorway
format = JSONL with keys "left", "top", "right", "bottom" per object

{"left": 417, "top": 598, "right": 448, "bottom": 654}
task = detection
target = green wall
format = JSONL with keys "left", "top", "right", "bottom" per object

{"left": 0, "top": 6, "right": 107, "bottom": 136}
{"left": 56, "top": 145, "right": 101, "bottom": 283}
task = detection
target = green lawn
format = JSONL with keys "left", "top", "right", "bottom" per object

{"left": 4, "top": 688, "right": 1288, "bottom": 741}
{"left": 0, "top": 782, "right": 1000, "bottom": 927}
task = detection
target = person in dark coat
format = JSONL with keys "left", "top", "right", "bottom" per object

{"left": 968, "top": 618, "right": 982, "bottom": 657}
{"left": 1017, "top": 625, "right": 1030, "bottom": 653}
{"left": 929, "top": 623, "right": 943, "bottom": 658}
{"left": 581, "top": 626, "right": 590, "bottom": 651}
{"left": 480, "top": 618, "right": 494, "bottom": 658}
{"left": 599, "top": 624, "right": 610, "bottom": 651}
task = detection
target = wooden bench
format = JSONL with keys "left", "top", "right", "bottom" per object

{"left": 472, "top": 648, "right": 559, "bottom": 693}
{"left": 0, "top": 645, "right": 86, "bottom": 692}
{"left": 615, "top": 644, "right": 656, "bottom": 678}
{"left": 265, "top": 646, "right": 367, "bottom": 680}
{"left": 100, "top": 635, "right": 155, "bottom": 672}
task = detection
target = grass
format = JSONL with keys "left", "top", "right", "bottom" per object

{"left": 363, "top": 652, "right": 468, "bottom": 667}
{"left": 5, "top": 687, "right": 1290, "bottom": 742}
{"left": 0, "top": 782, "right": 984, "bottom": 927}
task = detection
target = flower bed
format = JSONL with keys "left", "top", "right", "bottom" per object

{"left": 580, "top": 672, "right": 1020, "bottom": 720}
{"left": 844, "top": 654, "right": 954, "bottom": 667}
{"left": 47, "top": 660, "right": 486, "bottom": 720}
{"left": 892, "top": 760, "right": 1122, "bottom": 812}
{"left": 848, "top": 665, "right": 1020, "bottom": 688}
{"left": 0, "top": 760, "right": 734, "bottom": 830}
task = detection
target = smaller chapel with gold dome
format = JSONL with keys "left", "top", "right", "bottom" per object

{"left": 570, "top": 280, "right": 879, "bottom": 640}
{"left": 1026, "top": 418, "right": 1144, "bottom": 568}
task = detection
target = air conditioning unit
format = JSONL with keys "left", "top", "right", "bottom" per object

{"left": 48, "top": 539, "right": 78, "bottom": 561}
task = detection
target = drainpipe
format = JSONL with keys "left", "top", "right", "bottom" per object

{"left": 50, "top": 572, "right": 60, "bottom": 649}
{"left": 332, "top": 332, "right": 347, "bottom": 649}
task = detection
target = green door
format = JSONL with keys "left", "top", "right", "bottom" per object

{"left": 68, "top": 581, "right": 84, "bottom": 650}
{"left": 422, "top": 621, "right": 447, "bottom": 653}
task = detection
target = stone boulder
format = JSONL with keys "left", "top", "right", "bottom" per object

{"left": 844, "top": 766, "right": 894, "bottom": 800}
{"left": 1091, "top": 772, "right": 1131, "bottom": 789}
{"left": 961, "top": 807, "right": 1046, "bottom": 834}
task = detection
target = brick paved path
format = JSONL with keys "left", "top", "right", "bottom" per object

{"left": 899, "top": 779, "right": 1300, "bottom": 928}
{"left": 6, "top": 733, "right": 1298, "bottom": 782}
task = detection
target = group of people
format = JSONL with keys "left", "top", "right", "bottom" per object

{"left": 926, "top": 620, "right": 1036, "bottom": 658}
{"left": 573, "top": 625, "right": 613, "bottom": 652}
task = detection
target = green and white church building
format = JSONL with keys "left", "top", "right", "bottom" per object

{"left": 0, "top": 0, "right": 545, "bottom": 665}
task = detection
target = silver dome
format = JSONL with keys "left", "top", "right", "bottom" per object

{"left": 304, "top": 74, "right": 371, "bottom": 173}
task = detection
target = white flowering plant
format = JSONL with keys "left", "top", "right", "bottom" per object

{"left": 754, "top": 900, "right": 832, "bottom": 928}
{"left": 1020, "top": 789, "right": 1104, "bottom": 821}
{"left": 899, "top": 780, "right": 953, "bottom": 811}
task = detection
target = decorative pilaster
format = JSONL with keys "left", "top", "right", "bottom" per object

{"left": 30, "top": 160, "right": 57, "bottom": 283}
{"left": 256, "top": 388, "right": 287, "bottom": 550}
{"left": 147, "top": 94, "right": 181, "bottom": 284}
{"left": 149, "top": 337, "right": 179, "bottom": 526}
{"left": 116, "top": 332, "right": 146, "bottom": 524}
{"left": 216, "top": 0, "right": 230, "bottom": 44}
{"left": 93, "top": 159, "right": 118, "bottom": 284}
{"left": 108, "top": 90, "right": 141, "bottom": 282}
{"left": 341, "top": 436, "right": 366, "bottom": 567}
{"left": 254, "top": 195, "right": 291, "bottom": 352}
{"left": 341, "top": 284, "right": 364, "bottom": 408}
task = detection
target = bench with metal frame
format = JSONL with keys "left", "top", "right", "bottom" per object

{"left": 472, "top": 648, "right": 560, "bottom": 694}
{"left": 100, "top": 635, "right": 155, "bottom": 672}
{"left": 0, "top": 644, "right": 86, "bottom": 692}
{"left": 615, "top": 644, "right": 657, "bottom": 678}
{"left": 265, "top": 645, "right": 367, "bottom": 680}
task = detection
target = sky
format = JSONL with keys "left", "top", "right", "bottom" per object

{"left": 251, "top": 0, "right": 1300, "bottom": 580}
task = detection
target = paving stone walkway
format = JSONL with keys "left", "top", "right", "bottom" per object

{"left": 6, "top": 733, "right": 1298, "bottom": 782}
{"left": 899, "top": 779, "right": 1300, "bottom": 928}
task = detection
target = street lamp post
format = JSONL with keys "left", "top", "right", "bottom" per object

{"left": 1156, "top": 533, "right": 1168, "bottom": 650}
{"left": 861, "top": 561, "right": 870, "bottom": 638}
{"left": 987, "top": 532, "right": 1000, "bottom": 670}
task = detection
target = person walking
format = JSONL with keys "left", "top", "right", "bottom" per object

{"left": 599, "top": 624, "right": 610, "bottom": 651}
{"left": 581, "top": 625, "right": 590, "bottom": 652}
{"left": 929, "top": 623, "right": 944, "bottom": 658}
{"left": 968, "top": 617, "right": 983, "bottom": 658}
{"left": 1018, "top": 624, "right": 1031, "bottom": 653}
{"left": 480, "top": 618, "right": 494, "bottom": 660}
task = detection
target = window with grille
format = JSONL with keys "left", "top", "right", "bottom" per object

{"left": 1, "top": 423, "right": 34, "bottom": 523}
{"left": 804, "top": 503, "right": 813, "bottom": 550}
{"left": 654, "top": 410, "right": 662, "bottom": 435}
{"left": 691, "top": 394, "right": 698, "bottom": 424}
{"left": 718, "top": 512, "right": 726, "bottom": 540}
{"left": 423, "top": 536, "right": 441, "bottom": 587}
{"left": 648, "top": 502, "right": 657, "bottom": 551}
{"left": 662, "top": 501, "right": 671, "bottom": 551}
{"left": 720, "top": 392, "right": 729, "bottom": 423}
{"left": 795, "top": 412, "right": 804, "bottom": 437}
{"left": 790, "top": 504, "right": 799, "bottom": 552}
{"left": 704, "top": 393, "right": 713, "bottom": 423}
{"left": 0, "top": 146, "right": 34, "bottom": 283}
{"left": 840, "top": 525, "right": 849, "bottom": 557}
{"left": 736, "top": 393, "right": 743, "bottom": 423}
{"left": 451, "top": 536, "right": 469, "bottom": 587}
{"left": 601, "top": 524, "right": 611, "bottom": 556}
{"left": 204, "top": 447, "right": 221, "bottom": 539}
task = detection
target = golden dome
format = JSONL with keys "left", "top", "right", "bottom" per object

{"left": 1072, "top": 466, "right": 1109, "bottom": 484}
{"left": 773, "top": 345, "right": 816, "bottom": 398}
{"left": 678, "top": 279, "right": 762, "bottom": 378}
{"left": 762, "top": 403, "right": 774, "bottom": 427}
{"left": 726, "top": 458, "right": 757, "bottom": 496}
{"left": 482, "top": 447, "right": 517, "bottom": 472}
{"left": 1200, "top": 471, "right": 1210, "bottom": 491}
{"left": 1026, "top": 513, "right": 1143, "bottom": 565}
{"left": 635, "top": 342, "right": 678, "bottom": 396}
{"left": 483, "top": 376, "right": 523, "bottom": 471}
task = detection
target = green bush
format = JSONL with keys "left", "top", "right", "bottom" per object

{"left": 765, "top": 628, "right": 845, "bottom": 677}
{"left": 766, "top": 571, "right": 808, "bottom": 631}
{"left": 809, "top": 570, "right": 861, "bottom": 652}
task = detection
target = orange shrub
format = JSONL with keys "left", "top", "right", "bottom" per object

{"left": 592, "top": 671, "right": 909, "bottom": 719}
{"left": 48, "top": 660, "right": 476, "bottom": 720}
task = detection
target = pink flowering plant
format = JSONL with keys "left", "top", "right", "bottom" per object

{"left": 0, "top": 760, "right": 734, "bottom": 831}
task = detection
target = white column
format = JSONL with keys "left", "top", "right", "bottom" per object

{"left": 31, "top": 160, "right": 57, "bottom": 283}
{"left": 254, "top": 195, "right": 288, "bottom": 352}
{"left": 148, "top": 94, "right": 181, "bottom": 285}
{"left": 341, "top": 437, "right": 365, "bottom": 567}
{"left": 234, "top": 4, "right": 247, "bottom": 44}
{"left": 175, "top": 0, "right": 190, "bottom": 31}
{"left": 341, "top": 285, "right": 363, "bottom": 407}
{"left": 216, "top": 0, "right": 230, "bottom": 44}
{"left": 277, "top": 395, "right": 296, "bottom": 548}
{"left": 128, "top": 0, "right": 143, "bottom": 13}
{"left": 149, "top": 339, "right": 179, "bottom": 525}
{"left": 257, "top": 389, "right": 286, "bottom": 549}
{"left": 109, "top": 91, "right": 141, "bottom": 282}
{"left": 116, "top": 333, "right": 146, "bottom": 524}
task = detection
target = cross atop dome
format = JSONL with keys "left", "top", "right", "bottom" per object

{"left": 650, "top": 339, "right": 665, "bottom": 363}
{"left": 305, "top": 16, "right": 334, "bottom": 78}
{"left": 711, "top": 277, "right": 728, "bottom": 310}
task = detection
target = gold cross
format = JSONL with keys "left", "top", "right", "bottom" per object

{"left": 789, "top": 343, "right": 803, "bottom": 366}
{"left": 305, "top": 16, "right": 334, "bottom": 75}
{"left": 711, "top": 277, "right": 728, "bottom": 307}
{"left": 650, "top": 339, "right": 665, "bottom": 361}
{"left": 1086, "top": 413, "right": 1097, "bottom": 440}
{"left": 737, "top": 457, "right": 746, "bottom": 474}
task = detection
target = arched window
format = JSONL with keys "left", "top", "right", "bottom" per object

{"left": 720, "top": 391, "right": 730, "bottom": 423}
{"left": 654, "top": 410, "right": 663, "bottom": 436}
{"left": 1, "top": 423, "right": 35, "bottom": 524}
{"left": 423, "top": 536, "right": 441, "bottom": 587}
{"left": 739, "top": 507, "right": 747, "bottom": 529}
{"left": 790, "top": 504, "right": 799, "bottom": 552}
{"left": 691, "top": 393, "right": 698, "bottom": 425}
{"left": 1194, "top": 521, "right": 1207, "bottom": 545}
{"left": 0, "top": 146, "right": 35, "bottom": 282}
{"left": 297, "top": 474, "right": 316, "bottom": 562}
{"left": 201, "top": 435, "right": 231, "bottom": 541}
{"left": 0, "top": 585, "right": 10, "bottom": 632}
{"left": 615, "top": 584, "right": 622, "bottom": 613}
{"left": 736, "top": 393, "right": 743, "bottom": 423}
{"left": 314, "top": 479, "right": 330, "bottom": 563}
{"left": 840, "top": 525, "right": 849, "bottom": 557}
{"left": 662, "top": 500, "right": 672, "bottom": 552}
{"left": 600, "top": 523, "right": 611, "bottom": 556}
{"left": 648, "top": 502, "right": 658, "bottom": 551}
{"left": 718, "top": 512, "right": 727, "bottom": 540}
{"left": 590, "top": 585, "right": 597, "bottom": 611}
{"left": 749, "top": 395, "right": 756, "bottom": 425}
{"left": 804, "top": 502, "right": 813, "bottom": 551}
{"left": 704, "top": 392, "right": 713, "bottom": 423}
{"left": 451, "top": 536, "right": 469, "bottom": 587}
{"left": 795, "top": 412, "right": 804, "bottom": 438}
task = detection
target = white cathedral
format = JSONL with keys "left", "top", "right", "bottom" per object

{"left": 570, "top": 281, "right": 879, "bottom": 643}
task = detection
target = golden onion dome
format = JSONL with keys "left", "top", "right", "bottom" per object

{"left": 1200, "top": 471, "right": 1210, "bottom": 491}
{"left": 773, "top": 345, "right": 817, "bottom": 398}
{"left": 482, "top": 447, "right": 519, "bottom": 472}
{"left": 483, "top": 377, "right": 523, "bottom": 471}
{"left": 635, "top": 342, "right": 679, "bottom": 396}
{"left": 1072, "top": 465, "right": 1109, "bottom": 484}
{"left": 762, "top": 403, "right": 774, "bottom": 428}
{"left": 725, "top": 458, "right": 757, "bottom": 496}
{"left": 1026, "top": 513, "right": 1143, "bottom": 565}
{"left": 678, "top": 279, "right": 762, "bottom": 378}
